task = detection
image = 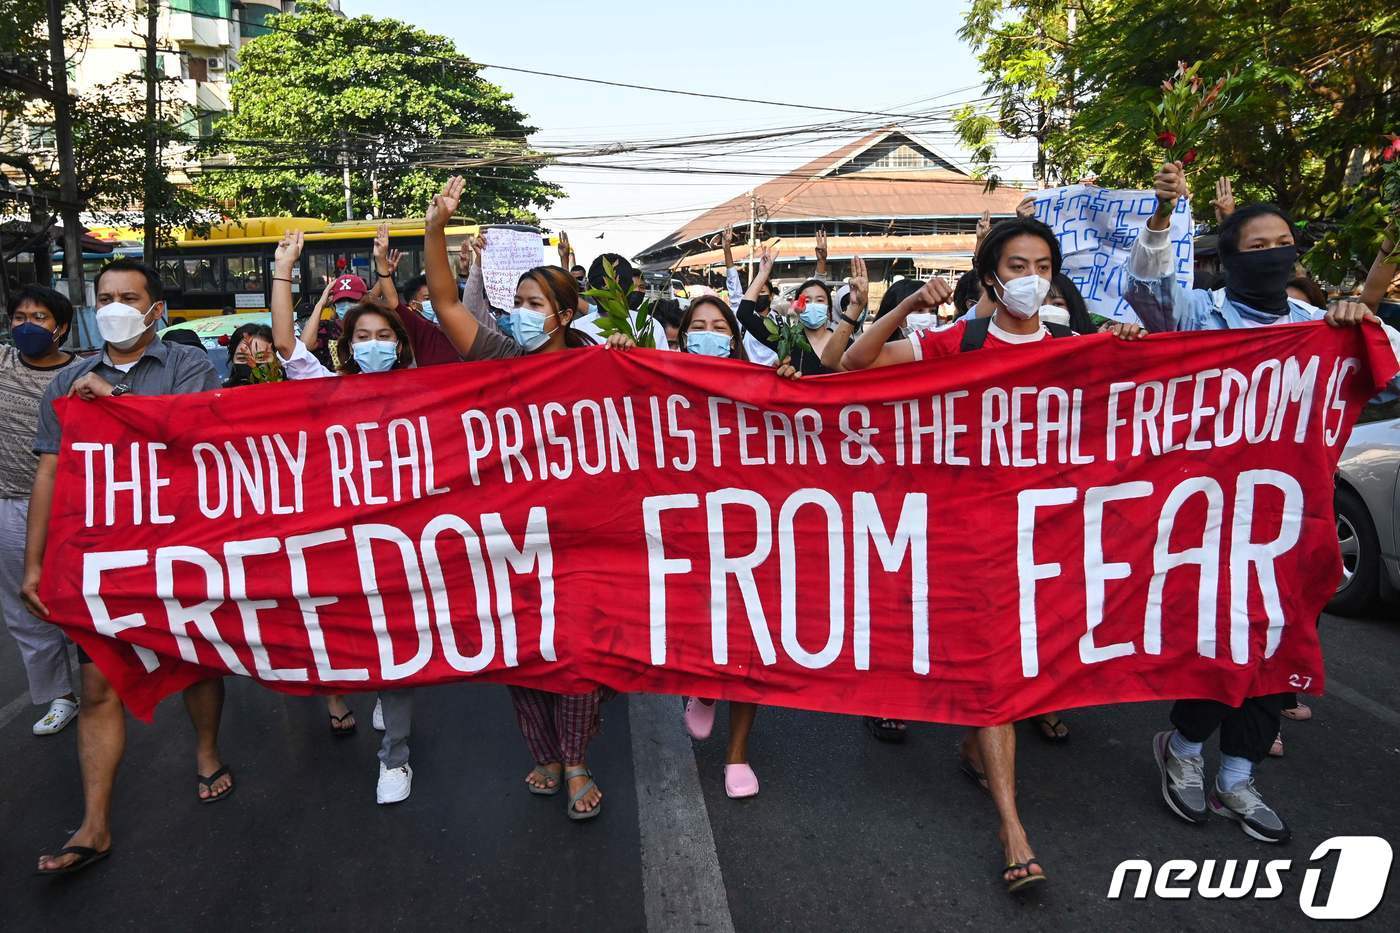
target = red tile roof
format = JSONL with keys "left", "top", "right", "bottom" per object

{"left": 637, "top": 129, "right": 1028, "bottom": 259}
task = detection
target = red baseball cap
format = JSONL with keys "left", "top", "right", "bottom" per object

{"left": 329, "top": 274, "right": 368, "bottom": 302}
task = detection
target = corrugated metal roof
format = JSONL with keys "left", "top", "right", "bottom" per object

{"left": 637, "top": 129, "right": 1029, "bottom": 258}
{"left": 673, "top": 233, "right": 979, "bottom": 270}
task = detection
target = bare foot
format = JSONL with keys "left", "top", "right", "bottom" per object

{"left": 526, "top": 762, "right": 562, "bottom": 792}
{"left": 565, "top": 766, "right": 602, "bottom": 813}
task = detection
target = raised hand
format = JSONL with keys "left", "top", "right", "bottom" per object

{"left": 757, "top": 244, "right": 780, "bottom": 279}
{"left": 1016, "top": 195, "right": 1036, "bottom": 219}
{"left": 274, "top": 230, "right": 304, "bottom": 274}
{"left": 976, "top": 210, "right": 991, "bottom": 241}
{"left": 1212, "top": 177, "right": 1235, "bottom": 222}
{"left": 815, "top": 228, "right": 828, "bottom": 261}
{"left": 722, "top": 224, "right": 733, "bottom": 248}
{"left": 1324, "top": 299, "right": 1380, "bottom": 328}
{"left": 848, "top": 255, "right": 869, "bottom": 312}
{"left": 373, "top": 222, "right": 390, "bottom": 264}
{"left": 1152, "top": 161, "right": 1187, "bottom": 217}
{"left": 558, "top": 230, "right": 571, "bottom": 267}
{"left": 457, "top": 235, "right": 473, "bottom": 275}
{"left": 915, "top": 276, "right": 952, "bottom": 311}
{"left": 427, "top": 176, "right": 465, "bottom": 231}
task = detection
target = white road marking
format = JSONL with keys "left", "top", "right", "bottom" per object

{"left": 1327, "top": 678, "right": 1400, "bottom": 728}
{"left": 0, "top": 691, "right": 31, "bottom": 730}
{"left": 628, "top": 694, "right": 736, "bottom": 933}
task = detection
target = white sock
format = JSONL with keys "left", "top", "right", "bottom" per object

{"left": 1168, "top": 730, "right": 1204, "bottom": 759}
{"left": 1217, "top": 754, "right": 1253, "bottom": 792}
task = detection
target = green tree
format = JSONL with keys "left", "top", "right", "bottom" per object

{"left": 198, "top": 1, "right": 559, "bottom": 223}
{"left": 956, "top": 0, "right": 1400, "bottom": 281}
{"left": 1, "top": 1, "right": 209, "bottom": 240}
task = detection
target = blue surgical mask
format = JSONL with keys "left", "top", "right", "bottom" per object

{"left": 12, "top": 322, "right": 57, "bottom": 358}
{"left": 351, "top": 339, "right": 398, "bottom": 373}
{"left": 419, "top": 300, "right": 437, "bottom": 324}
{"left": 799, "top": 302, "right": 829, "bottom": 329}
{"left": 685, "top": 330, "right": 732, "bottom": 358}
{"left": 497, "top": 313, "right": 514, "bottom": 340}
{"left": 506, "top": 308, "right": 552, "bottom": 351}
{"left": 334, "top": 299, "right": 355, "bottom": 319}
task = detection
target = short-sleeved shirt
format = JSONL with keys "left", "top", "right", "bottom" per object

{"left": 35, "top": 336, "right": 220, "bottom": 454}
{"left": 395, "top": 302, "right": 463, "bottom": 366}
{"left": 0, "top": 346, "right": 79, "bottom": 497}
{"left": 907, "top": 317, "right": 1055, "bottom": 362}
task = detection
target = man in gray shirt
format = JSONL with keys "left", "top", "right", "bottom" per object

{"left": 26, "top": 260, "right": 232, "bottom": 877}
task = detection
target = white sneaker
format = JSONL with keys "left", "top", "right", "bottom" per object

{"left": 376, "top": 762, "right": 412, "bottom": 805}
{"left": 372, "top": 697, "right": 385, "bottom": 732}
{"left": 33, "top": 698, "right": 78, "bottom": 736}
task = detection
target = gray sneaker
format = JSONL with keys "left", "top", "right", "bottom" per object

{"left": 1209, "top": 778, "right": 1291, "bottom": 843}
{"left": 1153, "top": 730, "right": 1208, "bottom": 823}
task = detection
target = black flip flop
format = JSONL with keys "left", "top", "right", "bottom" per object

{"left": 959, "top": 755, "right": 989, "bottom": 794}
{"left": 329, "top": 710, "right": 357, "bottom": 737}
{"left": 1033, "top": 714, "right": 1070, "bottom": 743}
{"left": 1005, "top": 859, "right": 1047, "bottom": 894}
{"left": 197, "top": 766, "right": 235, "bottom": 804}
{"left": 35, "top": 845, "right": 111, "bottom": 877}
{"left": 864, "top": 716, "right": 908, "bottom": 743}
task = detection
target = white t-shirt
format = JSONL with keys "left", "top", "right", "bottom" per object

{"left": 574, "top": 309, "right": 672, "bottom": 349}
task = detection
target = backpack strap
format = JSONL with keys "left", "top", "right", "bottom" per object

{"left": 959, "top": 315, "right": 993, "bottom": 352}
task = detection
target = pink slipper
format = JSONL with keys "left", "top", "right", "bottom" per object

{"left": 1269, "top": 733, "right": 1284, "bottom": 757}
{"left": 724, "top": 763, "right": 759, "bottom": 799}
{"left": 684, "top": 698, "right": 717, "bottom": 741}
{"left": 1282, "top": 702, "right": 1312, "bottom": 722}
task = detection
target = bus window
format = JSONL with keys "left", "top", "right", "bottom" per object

{"left": 225, "top": 255, "right": 265, "bottom": 292}
{"left": 183, "top": 257, "right": 222, "bottom": 292}
{"left": 157, "top": 258, "right": 185, "bottom": 292}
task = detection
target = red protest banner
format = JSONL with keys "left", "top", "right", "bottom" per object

{"left": 39, "top": 323, "right": 1396, "bottom": 724}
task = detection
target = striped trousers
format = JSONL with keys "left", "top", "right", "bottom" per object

{"left": 509, "top": 686, "right": 612, "bottom": 764}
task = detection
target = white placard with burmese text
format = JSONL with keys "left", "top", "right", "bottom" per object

{"left": 481, "top": 227, "right": 545, "bottom": 312}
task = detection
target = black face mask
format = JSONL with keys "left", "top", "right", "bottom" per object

{"left": 227, "top": 363, "right": 253, "bottom": 386}
{"left": 1221, "top": 245, "right": 1297, "bottom": 315}
{"left": 755, "top": 294, "right": 772, "bottom": 312}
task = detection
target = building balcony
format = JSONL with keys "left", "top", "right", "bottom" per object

{"left": 167, "top": 3, "right": 235, "bottom": 49}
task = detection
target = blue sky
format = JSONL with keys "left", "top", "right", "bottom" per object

{"left": 348, "top": 0, "right": 1033, "bottom": 264}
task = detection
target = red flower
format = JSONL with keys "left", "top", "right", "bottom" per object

{"left": 1384, "top": 134, "right": 1400, "bottom": 162}
{"left": 217, "top": 334, "right": 231, "bottom": 345}
{"left": 1157, "top": 131, "right": 1178, "bottom": 148}
{"left": 792, "top": 294, "right": 808, "bottom": 311}
{"left": 1181, "top": 148, "right": 1198, "bottom": 166}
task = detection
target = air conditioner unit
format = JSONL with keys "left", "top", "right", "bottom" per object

{"left": 208, "top": 57, "right": 224, "bottom": 71}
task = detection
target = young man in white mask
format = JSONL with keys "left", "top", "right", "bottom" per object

{"left": 27, "top": 260, "right": 231, "bottom": 877}
{"left": 841, "top": 218, "right": 1143, "bottom": 896}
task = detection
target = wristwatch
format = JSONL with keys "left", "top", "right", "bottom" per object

{"left": 110, "top": 383, "right": 131, "bottom": 397}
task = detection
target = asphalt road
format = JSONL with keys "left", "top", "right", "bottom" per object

{"left": 2, "top": 611, "right": 1397, "bottom": 932}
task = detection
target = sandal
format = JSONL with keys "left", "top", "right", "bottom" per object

{"left": 564, "top": 766, "right": 601, "bottom": 821}
{"left": 959, "top": 753, "right": 989, "bottom": 794}
{"left": 1269, "top": 732, "right": 1284, "bottom": 757}
{"left": 1033, "top": 714, "right": 1070, "bottom": 742}
{"left": 1282, "top": 702, "right": 1312, "bottom": 722}
{"left": 864, "top": 716, "right": 908, "bottom": 743}
{"left": 1004, "top": 859, "right": 1047, "bottom": 894}
{"left": 197, "top": 766, "right": 235, "bottom": 804}
{"left": 329, "top": 710, "right": 357, "bottom": 737}
{"left": 35, "top": 844, "right": 112, "bottom": 877}
{"left": 527, "top": 764, "right": 562, "bottom": 796}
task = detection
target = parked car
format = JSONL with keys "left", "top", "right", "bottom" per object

{"left": 1331, "top": 411, "right": 1400, "bottom": 615}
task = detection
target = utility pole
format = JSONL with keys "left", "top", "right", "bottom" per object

{"left": 142, "top": 0, "right": 159, "bottom": 265}
{"left": 341, "top": 133, "right": 353, "bottom": 221}
{"left": 45, "top": 0, "right": 85, "bottom": 312}
{"left": 746, "top": 189, "right": 756, "bottom": 279}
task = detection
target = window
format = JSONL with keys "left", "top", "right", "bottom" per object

{"left": 170, "top": 0, "right": 232, "bottom": 18}
{"left": 240, "top": 6, "right": 274, "bottom": 38}
{"left": 868, "top": 144, "right": 937, "bottom": 171}
{"left": 188, "top": 56, "right": 208, "bottom": 82}
{"left": 183, "top": 257, "right": 222, "bottom": 292}
{"left": 224, "top": 255, "right": 264, "bottom": 293}
{"left": 157, "top": 258, "right": 185, "bottom": 291}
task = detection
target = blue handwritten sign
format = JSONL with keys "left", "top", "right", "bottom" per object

{"left": 1031, "top": 185, "right": 1193, "bottom": 322}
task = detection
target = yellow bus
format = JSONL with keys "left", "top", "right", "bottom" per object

{"left": 90, "top": 217, "right": 554, "bottom": 320}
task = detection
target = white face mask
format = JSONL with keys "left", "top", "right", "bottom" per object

{"left": 1037, "top": 305, "right": 1071, "bottom": 328}
{"left": 905, "top": 312, "right": 938, "bottom": 333}
{"left": 993, "top": 273, "right": 1051, "bottom": 320}
{"left": 96, "top": 301, "right": 158, "bottom": 351}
